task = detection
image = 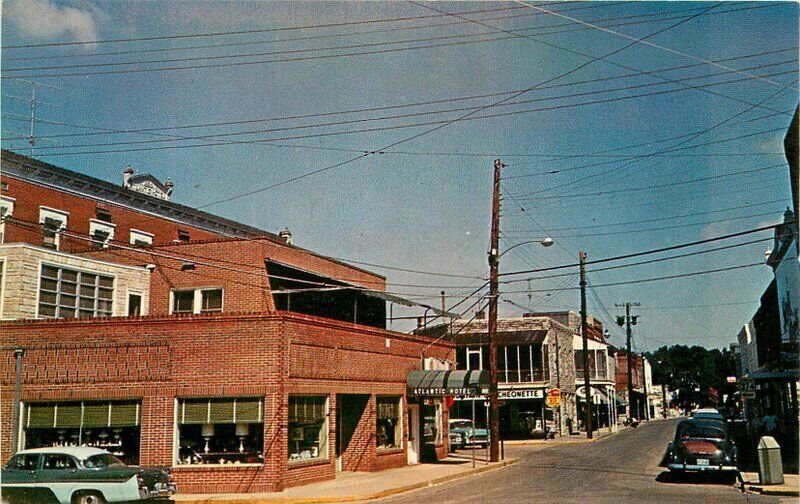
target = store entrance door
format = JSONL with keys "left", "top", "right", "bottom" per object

{"left": 335, "top": 394, "right": 369, "bottom": 472}
{"left": 407, "top": 404, "right": 420, "bottom": 465}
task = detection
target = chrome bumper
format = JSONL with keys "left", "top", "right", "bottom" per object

{"left": 668, "top": 463, "right": 738, "bottom": 472}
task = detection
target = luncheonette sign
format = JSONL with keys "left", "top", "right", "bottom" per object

{"left": 498, "top": 389, "right": 544, "bottom": 400}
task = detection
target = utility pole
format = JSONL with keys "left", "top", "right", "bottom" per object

{"left": 11, "top": 348, "right": 25, "bottom": 454}
{"left": 616, "top": 302, "right": 640, "bottom": 422}
{"left": 487, "top": 159, "right": 503, "bottom": 463}
{"left": 579, "top": 251, "right": 592, "bottom": 439}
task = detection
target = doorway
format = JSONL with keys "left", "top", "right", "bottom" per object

{"left": 335, "top": 394, "right": 370, "bottom": 472}
{"left": 407, "top": 403, "right": 420, "bottom": 465}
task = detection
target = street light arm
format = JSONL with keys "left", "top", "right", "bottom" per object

{"left": 498, "top": 237, "right": 554, "bottom": 258}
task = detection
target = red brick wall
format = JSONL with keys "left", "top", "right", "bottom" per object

{"left": 0, "top": 312, "right": 453, "bottom": 493}
{"left": 2, "top": 177, "right": 230, "bottom": 250}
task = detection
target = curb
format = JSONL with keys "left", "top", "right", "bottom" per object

{"left": 746, "top": 484, "right": 800, "bottom": 497}
{"left": 176, "top": 459, "right": 519, "bottom": 504}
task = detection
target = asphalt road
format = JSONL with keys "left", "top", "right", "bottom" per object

{"left": 381, "top": 419, "right": 783, "bottom": 504}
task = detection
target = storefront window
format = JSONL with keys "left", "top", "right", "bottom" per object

{"left": 288, "top": 396, "right": 328, "bottom": 462}
{"left": 177, "top": 398, "right": 264, "bottom": 465}
{"left": 23, "top": 401, "right": 141, "bottom": 465}
{"left": 421, "top": 399, "right": 442, "bottom": 444}
{"left": 376, "top": 397, "right": 402, "bottom": 449}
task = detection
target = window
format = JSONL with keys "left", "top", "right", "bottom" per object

{"left": 95, "top": 207, "right": 112, "bottom": 223}
{"left": 201, "top": 289, "right": 223, "bottom": 313}
{"left": 519, "top": 345, "right": 532, "bottom": 382}
{"left": 43, "top": 454, "right": 77, "bottom": 470}
{"left": 177, "top": 230, "right": 190, "bottom": 243}
{"left": 171, "top": 288, "right": 223, "bottom": 315}
{"left": 0, "top": 196, "right": 15, "bottom": 219}
{"left": 288, "top": 396, "right": 328, "bottom": 461}
{"left": 39, "top": 265, "right": 114, "bottom": 318}
{"left": 172, "top": 291, "right": 194, "bottom": 314}
{"left": 422, "top": 399, "right": 442, "bottom": 444}
{"left": 129, "top": 229, "right": 153, "bottom": 246}
{"left": 89, "top": 220, "right": 115, "bottom": 249}
{"left": 467, "top": 347, "right": 482, "bottom": 371}
{"left": 376, "top": 397, "right": 402, "bottom": 449}
{"left": 6, "top": 454, "right": 38, "bottom": 471}
{"left": 128, "top": 293, "right": 142, "bottom": 316}
{"left": 39, "top": 207, "right": 68, "bottom": 250}
{"left": 23, "top": 401, "right": 141, "bottom": 465}
{"left": 177, "top": 398, "right": 264, "bottom": 466}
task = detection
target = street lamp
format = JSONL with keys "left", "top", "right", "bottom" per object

{"left": 499, "top": 237, "right": 554, "bottom": 259}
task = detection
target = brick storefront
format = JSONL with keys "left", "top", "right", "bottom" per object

{"left": 0, "top": 312, "right": 452, "bottom": 493}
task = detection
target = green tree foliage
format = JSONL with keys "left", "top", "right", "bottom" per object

{"left": 645, "top": 345, "right": 737, "bottom": 410}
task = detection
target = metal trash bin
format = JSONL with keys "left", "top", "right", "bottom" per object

{"left": 757, "top": 436, "right": 784, "bottom": 485}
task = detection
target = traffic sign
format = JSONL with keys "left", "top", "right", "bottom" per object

{"left": 545, "top": 388, "right": 561, "bottom": 408}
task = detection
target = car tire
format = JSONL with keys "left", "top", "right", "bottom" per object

{"left": 72, "top": 491, "right": 106, "bottom": 504}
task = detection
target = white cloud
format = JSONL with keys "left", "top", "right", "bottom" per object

{"left": 5, "top": 0, "right": 99, "bottom": 43}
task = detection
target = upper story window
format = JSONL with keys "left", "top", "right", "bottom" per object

{"left": 129, "top": 229, "right": 154, "bottom": 247}
{"left": 177, "top": 229, "right": 190, "bottom": 243}
{"left": 89, "top": 219, "right": 115, "bottom": 249}
{"left": 39, "top": 265, "right": 114, "bottom": 319}
{"left": 0, "top": 196, "right": 15, "bottom": 220}
{"left": 39, "top": 207, "right": 69, "bottom": 250}
{"left": 171, "top": 288, "right": 223, "bottom": 315}
{"left": 95, "top": 207, "right": 113, "bottom": 223}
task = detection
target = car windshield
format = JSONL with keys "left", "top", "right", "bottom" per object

{"left": 84, "top": 454, "right": 126, "bottom": 468}
{"left": 451, "top": 421, "right": 473, "bottom": 430}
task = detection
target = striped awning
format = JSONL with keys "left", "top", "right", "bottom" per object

{"left": 407, "top": 370, "right": 489, "bottom": 397}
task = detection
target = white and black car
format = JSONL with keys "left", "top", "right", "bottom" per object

{"left": 1, "top": 446, "right": 175, "bottom": 504}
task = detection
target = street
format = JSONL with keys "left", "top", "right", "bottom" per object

{"left": 382, "top": 419, "right": 782, "bottom": 504}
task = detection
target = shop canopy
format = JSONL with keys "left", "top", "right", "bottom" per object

{"left": 407, "top": 370, "right": 489, "bottom": 397}
{"left": 575, "top": 386, "right": 610, "bottom": 404}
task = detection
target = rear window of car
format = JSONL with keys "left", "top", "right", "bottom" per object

{"left": 679, "top": 427, "right": 725, "bottom": 440}
{"left": 450, "top": 421, "right": 473, "bottom": 430}
{"left": 84, "top": 454, "right": 125, "bottom": 468}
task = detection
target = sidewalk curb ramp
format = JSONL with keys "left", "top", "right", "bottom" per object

{"left": 176, "top": 459, "right": 518, "bottom": 504}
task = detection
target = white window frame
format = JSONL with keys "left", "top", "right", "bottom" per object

{"left": 39, "top": 207, "right": 69, "bottom": 250}
{"left": 169, "top": 287, "right": 224, "bottom": 315}
{"left": 129, "top": 229, "right": 154, "bottom": 246}
{"left": 89, "top": 219, "right": 116, "bottom": 248}
{"left": 0, "top": 196, "right": 15, "bottom": 219}
{"left": 466, "top": 347, "right": 482, "bottom": 371}
{"left": 126, "top": 289, "right": 145, "bottom": 316}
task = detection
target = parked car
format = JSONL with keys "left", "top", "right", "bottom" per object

{"left": 448, "top": 419, "right": 489, "bottom": 450}
{"left": 1, "top": 446, "right": 175, "bottom": 504}
{"left": 667, "top": 419, "right": 738, "bottom": 474}
{"left": 692, "top": 408, "right": 725, "bottom": 421}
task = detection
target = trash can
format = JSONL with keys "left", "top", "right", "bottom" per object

{"left": 757, "top": 436, "right": 784, "bottom": 485}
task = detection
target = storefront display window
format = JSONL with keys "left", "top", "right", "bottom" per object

{"left": 376, "top": 397, "right": 402, "bottom": 449}
{"left": 421, "top": 399, "right": 442, "bottom": 444}
{"left": 22, "top": 401, "right": 141, "bottom": 465}
{"left": 177, "top": 397, "right": 264, "bottom": 465}
{"left": 288, "top": 396, "right": 328, "bottom": 462}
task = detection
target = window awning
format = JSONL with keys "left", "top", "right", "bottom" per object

{"left": 407, "top": 370, "right": 489, "bottom": 397}
{"left": 576, "top": 386, "right": 610, "bottom": 403}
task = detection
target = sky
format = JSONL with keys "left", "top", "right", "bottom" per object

{"left": 1, "top": 0, "right": 797, "bottom": 351}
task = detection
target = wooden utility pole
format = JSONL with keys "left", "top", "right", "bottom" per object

{"left": 626, "top": 305, "right": 635, "bottom": 421}
{"left": 488, "top": 159, "right": 503, "bottom": 462}
{"left": 579, "top": 251, "right": 592, "bottom": 439}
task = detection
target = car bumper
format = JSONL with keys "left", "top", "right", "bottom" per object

{"left": 668, "top": 463, "right": 738, "bottom": 472}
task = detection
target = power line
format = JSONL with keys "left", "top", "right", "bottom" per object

{"left": 21, "top": 62, "right": 796, "bottom": 152}
{"left": 504, "top": 198, "right": 787, "bottom": 233}
{"left": 8, "top": 48, "right": 794, "bottom": 142}
{"left": 513, "top": 162, "right": 784, "bottom": 201}
{"left": 498, "top": 222, "right": 781, "bottom": 277}
{"left": 4, "top": 3, "right": 776, "bottom": 74}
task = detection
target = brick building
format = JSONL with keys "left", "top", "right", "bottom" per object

{"left": 615, "top": 350, "right": 652, "bottom": 421}
{"left": 0, "top": 151, "right": 455, "bottom": 494}
{"left": 416, "top": 313, "right": 579, "bottom": 438}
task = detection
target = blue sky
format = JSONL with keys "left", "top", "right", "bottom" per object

{"left": 2, "top": 1, "right": 797, "bottom": 351}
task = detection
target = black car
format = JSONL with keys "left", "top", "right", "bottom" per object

{"left": 667, "top": 419, "right": 738, "bottom": 473}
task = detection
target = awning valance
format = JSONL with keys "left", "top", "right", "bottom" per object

{"left": 407, "top": 370, "right": 489, "bottom": 397}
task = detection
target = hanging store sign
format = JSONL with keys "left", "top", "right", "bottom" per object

{"left": 498, "top": 389, "right": 544, "bottom": 400}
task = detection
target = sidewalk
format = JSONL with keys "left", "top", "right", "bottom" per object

{"left": 172, "top": 457, "right": 517, "bottom": 504}
{"left": 742, "top": 471, "right": 800, "bottom": 497}
{"left": 504, "top": 425, "right": 630, "bottom": 446}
